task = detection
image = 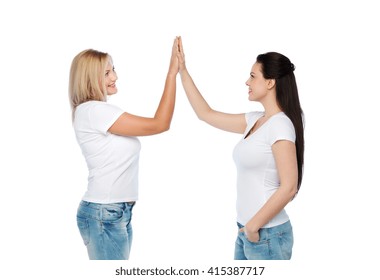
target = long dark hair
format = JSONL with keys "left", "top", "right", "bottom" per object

{"left": 256, "top": 52, "right": 304, "bottom": 192}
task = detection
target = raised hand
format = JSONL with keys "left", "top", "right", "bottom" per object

{"left": 168, "top": 36, "right": 180, "bottom": 75}
{"left": 177, "top": 36, "right": 186, "bottom": 72}
{"left": 177, "top": 36, "right": 247, "bottom": 134}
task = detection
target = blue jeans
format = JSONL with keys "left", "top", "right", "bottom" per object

{"left": 76, "top": 201, "right": 135, "bottom": 260}
{"left": 234, "top": 220, "right": 293, "bottom": 260}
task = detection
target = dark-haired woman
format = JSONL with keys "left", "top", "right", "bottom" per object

{"left": 176, "top": 37, "right": 304, "bottom": 260}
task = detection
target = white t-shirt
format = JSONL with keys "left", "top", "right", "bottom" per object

{"left": 74, "top": 101, "right": 141, "bottom": 203}
{"left": 232, "top": 111, "right": 295, "bottom": 228}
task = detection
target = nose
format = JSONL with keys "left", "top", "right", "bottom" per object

{"left": 245, "top": 78, "right": 250, "bottom": 86}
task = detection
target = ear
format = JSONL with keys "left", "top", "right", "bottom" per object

{"left": 267, "top": 79, "right": 276, "bottom": 90}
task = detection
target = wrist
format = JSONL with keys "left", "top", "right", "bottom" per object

{"left": 179, "top": 66, "right": 188, "bottom": 76}
{"left": 167, "top": 70, "right": 178, "bottom": 77}
{"left": 245, "top": 222, "right": 259, "bottom": 234}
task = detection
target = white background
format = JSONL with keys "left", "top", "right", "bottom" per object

{"left": 1, "top": 0, "right": 379, "bottom": 279}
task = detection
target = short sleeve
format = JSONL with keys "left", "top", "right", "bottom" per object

{"left": 243, "top": 111, "right": 264, "bottom": 136}
{"left": 267, "top": 115, "right": 296, "bottom": 146}
{"left": 88, "top": 103, "right": 124, "bottom": 135}
{"left": 245, "top": 111, "right": 264, "bottom": 129}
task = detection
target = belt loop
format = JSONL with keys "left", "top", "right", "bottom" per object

{"left": 99, "top": 203, "right": 104, "bottom": 220}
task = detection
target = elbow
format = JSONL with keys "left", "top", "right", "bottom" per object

{"left": 288, "top": 184, "right": 298, "bottom": 199}
{"left": 155, "top": 122, "right": 171, "bottom": 134}
{"left": 197, "top": 114, "right": 205, "bottom": 122}
{"left": 195, "top": 108, "right": 211, "bottom": 122}
{"left": 161, "top": 123, "right": 171, "bottom": 132}
{"left": 281, "top": 182, "right": 298, "bottom": 201}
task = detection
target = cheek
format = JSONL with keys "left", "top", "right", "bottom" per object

{"left": 104, "top": 77, "right": 110, "bottom": 85}
{"left": 255, "top": 81, "right": 265, "bottom": 90}
{"left": 252, "top": 83, "right": 266, "bottom": 96}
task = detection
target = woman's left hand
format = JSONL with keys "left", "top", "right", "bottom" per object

{"left": 177, "top": 36, "right": 186, "bottom": 72}
{"left": 168, "top": 36, "right": 180, "bottom": 75}
{"left": 240, "top": 227, "right": 260, "bottom": 243}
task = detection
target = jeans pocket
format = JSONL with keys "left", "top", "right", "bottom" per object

{"left": 242, "top": 234, "right": 271, "bottom": 260}
{"left": 102, "top": 205, "right": 124, "bottom": 223}
{"left": 242, "top": 231, "right": 268, "bottom": 245}
{"left": 77, "top": 216, "right": 90, "bottom": 246}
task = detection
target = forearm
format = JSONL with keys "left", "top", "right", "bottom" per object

{"left": 153, "top": 72, "right": 177, "bottom": 131}
{"left": 179, "top": 68, "right": 212, "bottom": 121}
{"left": 246, "top": 185, "right": 296, "bottom": 233}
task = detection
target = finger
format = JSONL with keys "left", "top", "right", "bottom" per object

{"left": 177, "top": 36, "right": 182, "bottom": 53}
{"left": 176, "top": 36, "right": 180, "bottom": 52}
{"left": 172, "top": 37, "right": 177, "bottom": 52}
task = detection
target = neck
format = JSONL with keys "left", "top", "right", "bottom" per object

{"left": 261, "top": 99, "right": 282, "bottom": 118}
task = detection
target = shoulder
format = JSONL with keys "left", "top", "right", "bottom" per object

{"left": 270, "top": 112, "right": 294, "bottom": 128}
{"left": 267, "top": 112, "right": 296, "bottom": 144}
{"left": 77, "top": 101, "right": 123, "bottom": 116}
{"left": 88, "top": 101, "right": 121, "bottom": 110}
{"left": 74, "top": 101, "right": 124, "bottom": 131}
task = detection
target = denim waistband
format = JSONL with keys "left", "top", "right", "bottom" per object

{"left": 237, "top": 220, "right": 292, "bottom": 238}
{"left": 78, "top": 200, "right": 135, "bottom": 220}
{"left": 80, "top": 200, "right": 135, "bottom": 209}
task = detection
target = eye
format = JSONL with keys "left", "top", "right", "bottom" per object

{"left": 250, "top": 74, "right": 254, "bottom": 79}
{"left": 105, "top": 71, "right": 110, "bottom": 77}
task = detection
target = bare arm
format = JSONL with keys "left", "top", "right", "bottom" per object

{"left": 242, "top": 140, "right": 298, "bottom": 242}
{"left": 108, "top": 38, "right": 179, "bottom": 136}
{"left": 177, "top": 37, "right": 246, "bottom": 134}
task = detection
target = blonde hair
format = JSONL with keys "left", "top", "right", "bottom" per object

{"left": 69, "top": 49, "right": 110, "bottom": 119}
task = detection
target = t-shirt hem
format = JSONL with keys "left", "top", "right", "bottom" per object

{"left": 81, "top": 197, "right": 139, "bottom": 204}
{"left": 236, "top": 216, "right": 289, "bottom": 228}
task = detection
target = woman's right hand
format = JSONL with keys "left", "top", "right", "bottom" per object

{"left": 177, "top": 36, "right": 247, "bottom": 134}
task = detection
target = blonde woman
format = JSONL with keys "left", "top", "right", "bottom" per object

{"left": 69, "top": 38, "right": 179, "bottom": 260}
